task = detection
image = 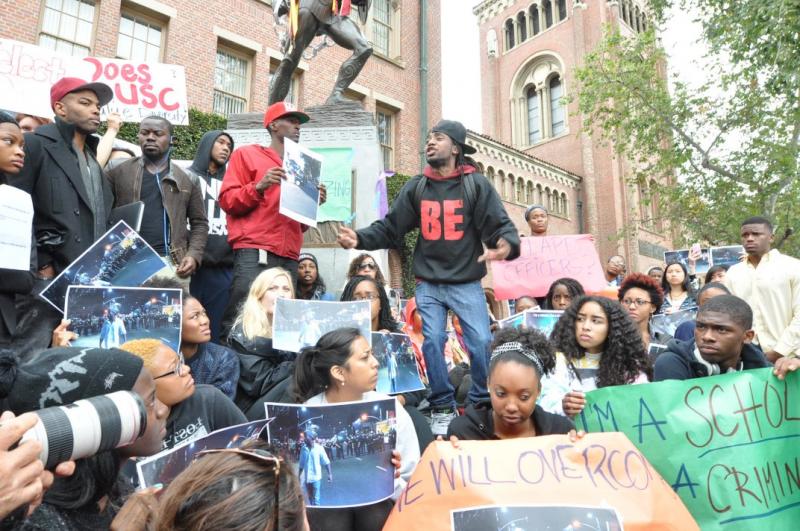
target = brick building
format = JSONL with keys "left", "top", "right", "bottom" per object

{"left": 471, "top": 0, "right": 673, "bottom": 272}
{"left": 1, "top": 0, "right": 442, "bottom": 177}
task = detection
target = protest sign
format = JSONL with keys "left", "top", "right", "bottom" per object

{"left": 280, "top": 138, "right": 322, "bottom": 226}
{"left": 0, "top": 184, "right": 33, "bottom": 271}
{"left": 490, "top": 235, "right": 606, "bottom": 299}
{"left": 650, "top": 308, "right": 696, "bottom": 338}
{"left": 710, "top": 245, "right": 745, "bottom": 268}
{"left": 0, "top": 38, "right": 188, "bottom": 124}
{"left": 665, "top": 248, "right": 711, "bottom": 275}
{"left": 314, "top": 147, "right": 353, "bottom": 222}
{"left": 65, "top": 286, "right": 182, "bottom": 351}
{"left": 383, "top": 433, "right": 698, "bottom": 530}
{"left": 372, "top": 332, "right": 425, "bottom": 394}
{"left": 265, "top": 398, "right": 396, "bottom": 508}
{"left": 39, "top": 221, "right": 165, "bottom": 312}
{"left": 576, "top": 369, "right": 800, "bottom": 530}
{"left": 272, "top": 298, "right": 371, "bottom": 352}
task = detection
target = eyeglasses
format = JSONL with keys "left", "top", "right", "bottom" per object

{"left": 358, "top": 263, "right": 377, "bottom": 271}
{"left": 353, "top": 294, "right": 379, "bottom": 301}
{"left": 196, "top": 448, "right": 282, "bottom": 530}
{"left": 622, "top": 298, "right": 652, "bottom": 308}
{"left": 153, "top": 352, "right": 185, "bottom": 380}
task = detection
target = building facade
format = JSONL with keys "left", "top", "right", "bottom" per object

{"left": 472, "top": 0, "right": 672, "bottom": 272}
{"left": 1, "top": 0, "right": 442, "bottom": 177}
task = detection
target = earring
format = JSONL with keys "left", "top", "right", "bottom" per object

{"left": 340, "top": 380, "right": 345, "bottom": 386}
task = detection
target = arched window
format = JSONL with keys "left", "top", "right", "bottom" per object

{"left": 549, "top": 76, "right": 565, "bottom": 136}
{"left": 557, "top": 0, "right": 567, "bottom": 22}
{"left": 561, "top": 192, "right": 568, "bottom": 217}
{"left": 543, "top": 0, "right": 553, "bottom": 28}
{"left": 516, "top": 177, "right": 525, "bottom": 203}
{"left": 498, "top": 170, "right": 507, "bottom": 199}
{"left": 544, "top": 187, "right": 552, "bottom": 211}
{"left": 622, "top": 0, "right": 630, "bottom": 26}
{"left": 530, "top": 5, "right": 540, "bottom": 35}
{"left": 641, "top": 17, "right": 648, "bottom": 32}
{"left": 507, "top": 174, "right": 517, "bottom": 200}
{"left": 517, "top": 12, "right": 527, "bottom": 42}
{"left": 527, "top": 86, "right": 541, "bottom": 143}
{"left": 536, "top": 183, "right": 544, "bottom": 204}
{"left": 634, "top": 7, "right": 642, "bottom": 32}
{"left": 526, "top": 181, "right": 534, "bottom": 204}
{"left": 504, "top": 19, "right": 515, "bottom": 50}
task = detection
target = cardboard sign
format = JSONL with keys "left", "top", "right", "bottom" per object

{"left": 383, "top": 433, "right": 698, "bottom": 530}
{"left": 0, "top": 38, "right": 188, "bottom": 124}
{"left": 577, "top": 369, "right": 800, "bottom": 530}
{"left": 490, "top": 235, "right": 606, "bottom": 299}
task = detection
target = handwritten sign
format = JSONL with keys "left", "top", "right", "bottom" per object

{"left": 383, "top": 433, "right": 699, "bottom": 530}
{"left": 577, "top": 369, "right": 800, "bottom": 530}
{"left": 314, "top": 147, "right": 353, "bottom": 222}
{"left": 0, "top": 38, "right": 188, "bottom": 124}
{"left": 490, "top": 235, "right": 606, "bottom": 299}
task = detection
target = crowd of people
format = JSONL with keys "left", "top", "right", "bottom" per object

{"left": 0, "top": 75, "right": 799, "bottom": 531}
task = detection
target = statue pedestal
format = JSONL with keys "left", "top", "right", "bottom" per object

{"left": 227, "top": 102, "right": 389, "bottom": 296}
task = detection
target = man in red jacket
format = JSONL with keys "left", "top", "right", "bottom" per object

{"left": 218, "top": 102, "right": 326, "bottom": 338}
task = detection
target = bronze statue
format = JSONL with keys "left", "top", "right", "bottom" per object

{"left": 270, "top": 0, "right": 373, "bottom": 105}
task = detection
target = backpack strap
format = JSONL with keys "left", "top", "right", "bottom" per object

{"left": 413, "top": 173, "right": 477, "bottom": 211}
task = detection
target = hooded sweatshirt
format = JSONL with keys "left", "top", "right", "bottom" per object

{"left": 653, "top": 338, "right": 770, "bottom": 381}
{"left": 356, "top": 166, "right": 521, "bottom": 283}
{"left": 184, "top": 131, "right": 235, "bottom": 267}
{"left": 447, "top": 401, "right": 574, "bottom": 440}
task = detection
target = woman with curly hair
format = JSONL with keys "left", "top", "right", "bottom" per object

{"left": 340, "top": 275, "right": 398, "bottom": 332}
{"left": 447, "top": 327, "right": 574, "bottom": 440}
{"left": 346, "top": 253, "right": 388, "bottom": 286}
{"left": 544, "top": 278, "right": 585, "bottom": 311}
{"left": 617, "top": 273, "right": 665, "bottom": 349}
{"left": 539, "top": 296, "right": 651, "bottom": 418}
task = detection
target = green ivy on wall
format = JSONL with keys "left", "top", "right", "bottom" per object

{"left": 386, "top": 173, "right": 418, "bottom": 297}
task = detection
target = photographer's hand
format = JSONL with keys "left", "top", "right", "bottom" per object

{"left": 0, "top": 412, "right": 45, "bottom": 519}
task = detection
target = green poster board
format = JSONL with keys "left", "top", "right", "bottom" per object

{"left": 312, "top": 147, "right": 353, "bottom": 222}
{"left": 577, "top": 369, "right": 800, "bottom": 530}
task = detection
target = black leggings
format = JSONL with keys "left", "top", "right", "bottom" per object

{"left": 307, "top": 499, "right": 394, "bottom": 531}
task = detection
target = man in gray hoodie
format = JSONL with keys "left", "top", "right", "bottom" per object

{"left": 184, "top": 130, "right": 234, "bottom": 342}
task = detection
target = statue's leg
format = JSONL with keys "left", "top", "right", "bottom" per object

{"left": 269, "top": 13, "right": 318, "bottom": 105}
{"left": 324, "top": 18, "right": 373, "bottom": 104}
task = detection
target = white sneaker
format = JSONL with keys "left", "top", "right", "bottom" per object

{"left": 428, "top": 407, "right": 458, "bottom": 437}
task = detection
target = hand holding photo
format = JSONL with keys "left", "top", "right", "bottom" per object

{"left": 372, "top": 333, "right": 425, "bottom": 394}
{"left": 272, "top": 299, "right": 372, "bottom": 353}
{"left": 279, "top": 138, "right": 323, "bottom": 227}
{"left": 524, "top": 310, "right": 563, "bottom": 337}
{"left": 710, "top": 245, "right": 745, "bottom": 268}
{"left": 664, "top": 248, "right": 711, "bottom": 275}
{"left": 497, "top": 311, "right": 526, "bottom": 330}
{"left": 264, "top": 399, "right": 396, "bottom": 508}
{"left": 650, "top": 309, "right": 697, "bottom": 338}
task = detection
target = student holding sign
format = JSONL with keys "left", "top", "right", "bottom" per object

{"left": 539, "top": 296, "right": 651, "bottom": 417}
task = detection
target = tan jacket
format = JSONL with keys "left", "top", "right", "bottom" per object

{"left": 108, "top": 157, "right": 208, "bottom": 265}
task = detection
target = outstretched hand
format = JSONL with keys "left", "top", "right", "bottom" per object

{"left": 336, "top": 227, "right": 359, "bottom": 249}
{"left": 478, "top": 237, "right": 512, "bottom": 263}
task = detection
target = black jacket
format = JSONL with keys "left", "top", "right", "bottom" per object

{"left": 9, "top": 120, "right": 113, "bottom": 273}
{"left": 447, "top": 402, "right": 574, "bottom": 440}
{"left": 184, "top": 131, "right": 234, "bottom": 268}
{"left": 356, "top": 167, "right": 521, "bottom": 283}
{"left": 227, "top": 325, "right": 296, "bottom": 415}
{"left": 653, "top": 338, "right": 771, "bottom": 381}
{"left": 163, "top": 384, "right": 246, "bottom": 450}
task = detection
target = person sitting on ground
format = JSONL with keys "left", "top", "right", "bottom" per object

{"left": 672, "top": 282, "right": 731, "bottom": 342}
{"left": 660, "top": 261, "right": 697, "bottom": 314}
{"left": 447, "top": 327, "right": 574, "bottom": 441}
{"left": 544, "top": 278, "right": 585, "bottom": 311}
{"left": 654, "top": 295, "right": 771, "bottom": 381}
{"left": 345, "top": 253, "right": 388, "bottom": 286}
{"left": 617, "top": 273, "right": 665, "bottom": 349}
{"left": 296, "top": 252, "right": 335, "bottom": 301}
{"left": 524, "top": 205, "right": 549, "bottom": 237}
{"left": 156, "top": 439, "right": 308, "bottom": 531}
{"left": 227, "top": 267, "right": 297, "bottom": 418}
{"left": 514, "top": 296, "right": 539, "bottom": 313}
{"left": 539, "top": 296, "right": 651, "bottom": 418}
{"left": 646, "top": 266, "right": 664, "bottom": 284}
{"left": 293, "top": 328, "right": 419, "bottom": 531}
{"left": 2, "top": 347, "right": 168, "bottom": 530}
{"left": 120, "top": 338, "right": 246, "bottom": 450}
{"left": 704, "top": 264, "right": 728, "bottom": 285}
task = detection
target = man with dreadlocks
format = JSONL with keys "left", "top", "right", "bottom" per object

{"left": 337, "top": 119, "right": 520, "bottom": 435}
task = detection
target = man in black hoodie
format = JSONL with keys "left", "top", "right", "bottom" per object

{"left": 184, "top": 131, "right": 234, "bottom": 342}
{"left": 654, "top": 294, "right": 771, "bottom": 381}
{"left": 337, "top": 119, "right": 521, "bottom": 435}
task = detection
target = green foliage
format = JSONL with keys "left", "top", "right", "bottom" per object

{"left": 386, "top": 173, "right": 418, "bottom": 297}
{"left": 106, "top": 108, "right": 228, "bottom": 160}
{"left": 574, "top": 1, "right": 800, "bottom": 254}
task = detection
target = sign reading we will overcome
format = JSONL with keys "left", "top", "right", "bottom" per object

{"left": 383, "top": 433, "right": 699, "bottom": 530}
{"left": 490, "top": 234, "right": 606, "bottom": 299}
{"left": 577, "top": 369, "right": 800, "bottom": 531}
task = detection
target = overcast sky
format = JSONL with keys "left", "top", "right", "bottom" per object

{"left": 440, "top": 0, "right": 708, "bottom": 133}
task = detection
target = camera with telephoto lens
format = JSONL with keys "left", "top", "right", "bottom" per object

{"left": 19, "top": 390, "right": 147, "bottom": 470}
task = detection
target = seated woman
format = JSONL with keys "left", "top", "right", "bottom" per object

{"left": 660, "top": 261, "right": 697, "bottom": 314}
{"left": 294, "top": 328, "right": 420, "bottom": 531}
{"left": 296, "top": 252, "right": 335, "bottom": 301}
{"left": 2, "top": 346, "right": 168, "bottom": 530}
{"left": 120, "top": 338, "right": 246, "bottom": 450}
{"left": 157, "top": 439, "right": 308, "bottom": 531}
{"left": 447, "top": 327, "right": 574, "bottom": 440}
{"left": 345, "top": 253, "right": 388, "bottom": 286}
{"left": 544, "top": 278, "right": 585, "bottom": 311}
{"left": 617, "top": 273, "right": 666, "bottom": 349}
{"left": 539, "top": 296, "right": 651, "bottom": 418}
{"left": 514, "top": 296, "right": 539, "bottom": 313}
{"left": 227, "top": 268, "right": 297, "bottom": 418}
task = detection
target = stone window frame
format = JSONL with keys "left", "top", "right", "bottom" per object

{"left": 38, "top": 0, "right": 97, "bottom": 57}
{"left": 502, "top": 0, "right": 569, "bottom": 53}
{"left": 509, "top": 53, "right": 568, "bottom": 147}
{"left": 116, "top": 9, "right": 166, "bottom": 62}
{"left": 213, "top": 44, "right": 253, "bottom": 117}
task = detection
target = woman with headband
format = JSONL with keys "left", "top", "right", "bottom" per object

{"left": 446, "top": 327, "right": 574, "bottom": 440}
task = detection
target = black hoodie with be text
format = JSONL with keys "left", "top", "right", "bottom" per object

{"left": 356, "top": 166, "right": 521, "bottom": 283}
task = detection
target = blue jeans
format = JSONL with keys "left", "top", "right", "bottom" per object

{"left": 415, "top": 280, "right": 492, "bottom": 407}
{"left": 306, "top": 479, "right": 321, "bottom": 506}
{"left": 190, "top": 266, "right": 233, "bottom": 343}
